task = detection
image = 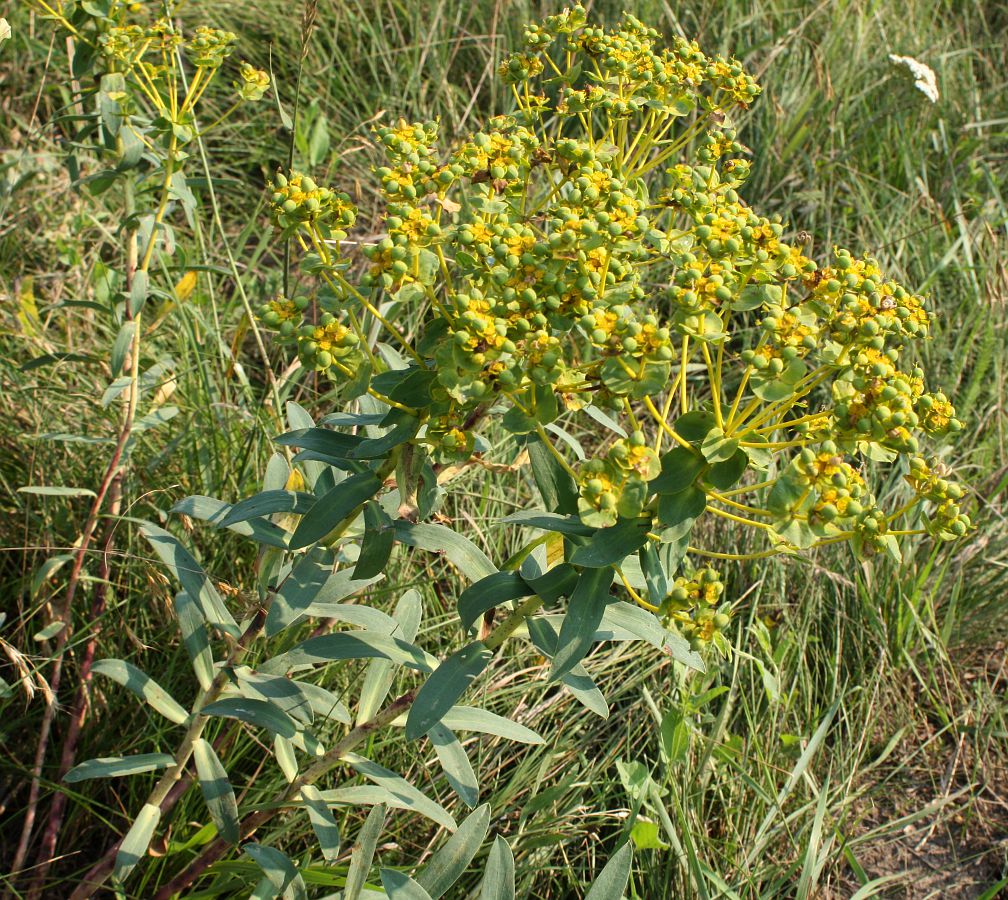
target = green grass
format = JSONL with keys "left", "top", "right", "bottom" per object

{"left": 2, "top": 1, "right": 1007, "bottom": 896}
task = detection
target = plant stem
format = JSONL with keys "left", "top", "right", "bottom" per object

{"left": 14, "top": 132, "right": 177, "bottom": 884}
{"left": 148, "top": 692, "right": 416, "bottom": 900}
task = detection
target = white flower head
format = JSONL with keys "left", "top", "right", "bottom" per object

{"left": 889, "top": 54, "right": 939, "bottom": 103}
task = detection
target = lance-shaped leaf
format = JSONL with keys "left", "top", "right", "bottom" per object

{"left": 344, "top": 803, "right": 387, "bottom": 900}
{"left": 353, "top": 500, "right": 395, "bottom": 580}
{"left": 417, "top": 803, "right": 491, "bottom": 897}
{"left": 457, "top": 571, "right": 532, "bottom": 633}
{"left": 262, "top": 631, "right": 436, "bottom": 676}
{"left": 192, "top": 738, "right": 240, "bottom": 844}
{"left": 64, "top": 753, "right": 176, "bottom": 783}
{"left": 289, "top": 469, "right": 382, "bottom": 551}
{"left": 243, "top": 843, "right": 307, "bottom": 900}
{"left": 527, "top": 617, "right": 608, "bottom": 719}
{"left": 174, "top": 591, "right": 214, "bottom": 690}
{"left": 501, "top": 511, "right": 595, "bottom": 536}
{"left": 267, "top": 550, "right": 328, "bottom": 637}
{"left": 114, "top": 803, "right": 160, "bottom": 883}
{"left": 92, "top": 659, "right": 189, "bottom": 725}
{"left": 584, "top": 842, "right": 633, "bottom": 900}
{"left": 218, "top": 490, "right": 316, "bottom": 527}
{"left": 381, "top": 870, "right": 434, "bottom": 900}
{"left": 438, "top": 706, "right": 544, "bottom": 744}
{"left": 601, "top": 602, "right": 704, "bottom": 671}
{"left": 393, "top": 522, "right": 496, "bottom": 581}
{"left": 343, "top": 753, "right": 456, "bottom": 832}
{"left": 550, "top": 567, "right": 615, "bottom": 681}
{"left": 300, "top": 784, "right": 340, "bottom": 861}
{"left": 527, "top": 433, "right": 579, "bottom": 514}
{"left": 234, "top": 669, "right": 315, "bottom": 725}
{"left": 569, "top": 518, "right": 651, "bottom": 568}
{"left": 428, "top": 723, "right": 478, "bottom": 808}
{"left": 200, "top": 697, "right": 298, "bottom": 738}
{"left": 143, "top": 523, "right": 239, "bottom": 637}
{"left": 172, "top": 495, "right": 289, "bottom": 549}
{"left": 301, "top": 573, "right": 390, "bottom": 624}
{"left": 406, "top": 641, "right": 493, "bottom": 740}
{"left": 479, "top": 836, "right": 516, "bottom": 900}
{"left": 358, "top": 590, "right": 422, "bottom": 724}
{"left": 275, "top": 426, "right": 363, "bottom": 462}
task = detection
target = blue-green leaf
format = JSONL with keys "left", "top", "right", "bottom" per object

{"left": 92, "top": 659, "right": 189, "bottom": 725}
{"left": 243, "top": 843, "right": 307, "bottom": 900}
{"left": 381, "top": 869, "right": 434, "bottom": 900}
{"left": 289, "top": 470, "right": 382, "bottom": 551}
{"left": 550, "top": 567, "right": 615, "bottom": 680}
{"left": 417, "top": 803, "right": 491, "bottom": 897}
{"left": 64, "top": 753, "right": 175, "bottom": 783}
{"left": 406, "top": 642, "right": 493, "bottom": 740}
{"left": 114, "top": 803, "right": 160, "bottom": 883}
{"left": 192, "top": 738, "right": 240, "bottom": 844}
{"left": 479, "top": 836, "right": 516, "bottom": 900}
{"left": 201, "top": 698, "right": 298, "bottom": 738}
{"left": 344, "top": 803, "right": 387, "bottom": 900}
{"left": 300, "top": 784, "right": 340, "bottom": 861}
{"left": 344, "top": 753, "right": 456, "bottom": 831}
{"left": 584, "top": 842, "right": 633, "bottom": 899}
{"left": 143, "top": 523, "right": 239, "bottom": 637}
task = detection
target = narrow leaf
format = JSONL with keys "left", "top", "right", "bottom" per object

{"left": 143, "top": 523, "right": 239, "bottom": 637}
{"left": 263, "top": 631, "right": 436, "bottom": 676}
{"left": 64, "top": 753, "right": 175, "bottom": 783}
{"left": 193, "top": 738, "right": 240, "bottom": 844}
{"left": 393, "top": 522, "right": 496, "bottom": 581}
{"left": 381, "top": 869, "right": 434, "bottom": 900}
{"left": 201, "top": 698, "right": 298, "bottom": 738}
{"left": 358, "top": 590, "right": 422, "bottom": 724}
{"left": 218, "top": 490, "right": 315, "bottom": 527}
{"left": 550, "top": 567, "right": 614, "bottom": 681}
{"left": 289, "top": 470, "right": 381, "bottom": 551}
{"left": 344, "top": 753, "right": 456, "bottom": 832}
{"left": 243, "top": 843, "right": 308, "bottom": 900}
{"left": 584, "top": 842, "right": 633, "bottom": 900}
{"left": 439, "top": 706, "right": 543, "bottom": 744}
{"left": 428, "top": 723, "right": 478, "bottom": 809}
{"left": 344, "top": 803, "right": 387, "bottom": 900}
{"left": 417, "top": 803, "right": 491, "bottom": 897}
{"left": 479, "top": 836, "right": 516, "bottom": 900}
{"left": 457, "top": 572, "right": 532, "bottom": 634}
{"left": 92, "top": 659, "right": 189, "bottom": 725}
{"left": 300, "top": 784, "right": 340, "bottom": 861}
{"left": 174, "top": 591, "right": 214, "bottom": 690}
{"left": 353, "top": 500, "right": 395, "bottom": 580}
{"left": 406, "top": 642, "right": 493, "bottom": 740}
{"left": 113, "top": 803, "right": 160, "bottom": 883}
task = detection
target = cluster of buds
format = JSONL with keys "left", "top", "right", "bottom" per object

{"left": 258, "top": 295, "right": 307, "bottom": 338}
{"left": 295, "top": 315, "right": 361, "bottom": 373}
{"left": 186, "top": 26, "right": 236, "bottom": 69}
{"left": 100, "top": 25, "right": 147, "bottom": 65}
{"left": 268, "top": 171, "right": 357, "bottom": 238}
{"left": 251, "top": 3, "right": 972, "bottom": 596}
{"left": 234, "top": 62, "right": 270, "bottom": 102}
{"left": 577, "top": 433, "right": 660, "bottom": 528}
{"left": 661, "top": 568, "right": 730, "bottom": 649}
{"left": 807, "top": 250, "right": 930, "bottom": 350}
{"left": 906, "top": 457, "right": 971, "bottom": 538}
{"left": 833, "top": 367, "right": 923, "bottom": 453}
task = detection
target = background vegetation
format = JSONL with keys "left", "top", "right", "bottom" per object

{"left": 2, "top": 0, "right": 1006, "bottom": 896}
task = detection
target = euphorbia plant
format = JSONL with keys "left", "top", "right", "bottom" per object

{"left": 41, "top": 4, "right": 970, "bottom": 896}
